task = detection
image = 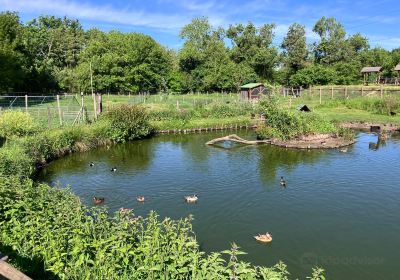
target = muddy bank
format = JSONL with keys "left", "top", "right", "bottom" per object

{"left": 270, "top": 134, "right": 355, "bottom": 149}
{"left": 340, "top": 122, "right": 399, "bottom": 132}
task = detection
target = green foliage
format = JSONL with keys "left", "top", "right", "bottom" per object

{"left": 102, "top": 104, "right": 153, "bottom": 142}
{"left": 0, "top": 144, "right": 34, "bottom": 177}
{"left": 281, "top": 23, "right": 307, "bottom": 74}
{"left": 0, "top": 111, "right": 39, "bottom": 139}
{"left": 318, "top": 96, "right": 400, "bottom": 115}
{"left": 256, "top": 95, "right": 338, "bottom": 140}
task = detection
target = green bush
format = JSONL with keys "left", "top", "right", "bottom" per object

{"left": 257, "top": 95, "right": 338, "bottom": 140}
{"left": 0, "top": 144, "right": 34, "bottom": 177}
{"left": 0, "top": 111, "right": 40, "bottom": 139}
{"left": 103, "top": 104, "right": 153, "bottom": 142}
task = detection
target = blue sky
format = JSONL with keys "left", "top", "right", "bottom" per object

{"left": 1, "top": 0, "right": 399, "bottom": 49}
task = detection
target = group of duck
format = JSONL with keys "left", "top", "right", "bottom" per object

{"left": 91, "top": 160, "right": 287, "bottom": 244}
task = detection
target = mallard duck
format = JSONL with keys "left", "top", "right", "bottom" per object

{"left": 137, "top": 196, "right": 145, "bottom": 203}
{"left": 254, "top": 232, "right": 273, "bottom": 243}
{"left": 185, "top": 194, "right": 198, "bottom": 203}
{"left": 119, "top": 207, "right": 133, "bottom": 215}
{"left": 89, "top": 162, "right": 95, "bottom": 167}
{"left": 93, "top": 197, "right": 105, "bottom": 205}
{"left": 280, "top": 176, "right": 286, "bottom": 187}
{"left": 110, "top": 167, "right": 117, "bottom": 172}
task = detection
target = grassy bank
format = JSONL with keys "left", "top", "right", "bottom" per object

{"left": 0, "top": 105, "right": 324, "bottom": 279}
{"left": 278, "top": 94, "right": 400, "bottom": 125}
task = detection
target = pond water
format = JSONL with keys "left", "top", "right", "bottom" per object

{"left": 36, "top": 131, "right": 400, "bottom": 280}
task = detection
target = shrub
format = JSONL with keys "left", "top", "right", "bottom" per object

{"left": 0, "top": 144, "right": 33, "bottom": 177}
{"left": 0, "top": 111, "right": 39, "bottom": 139}
{"left": 257, "top": 95, "right": 338, "bottom": 140}
{"left": 103, "top": 104, "right": 153, "bottom": 142}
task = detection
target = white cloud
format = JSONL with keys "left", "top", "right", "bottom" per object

{"left": 0, "top": 0, "right": 187, "bottom": 30}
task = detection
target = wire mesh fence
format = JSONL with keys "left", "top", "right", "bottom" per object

{"left": 0, "top": 95, "right": 87, "bottom": 127}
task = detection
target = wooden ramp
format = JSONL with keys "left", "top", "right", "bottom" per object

{"left": 206, "top": 134, "right": 270, "bottom": 146}
{"left": 0, "top": 254, "right": 32, "bottom": 280}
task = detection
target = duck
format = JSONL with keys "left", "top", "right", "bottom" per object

{"left": 93, "top": 197, "right": 105, "bottom": 205}
{"left": 254, "top": 232, "right": 273, "bottom": 243}
{"left": 89, "top": 162, "right": 95, "bottom": 167}
{"left": 136, "top": 196, "right": 145, "bottom": 203}
{"left": 119, "top": 207, "right": 133, "bottom": 215}
{"left": 339, "top": 147, "right": 348, "bottom": 153}
{"left": 184, "top": 194, "right": 198, "bottom": 203}
{"left": 110, "top": 167, "right": 117, "bottom": 172}
{"left": 280, "top": 176, "right": 287, "bottom": 187}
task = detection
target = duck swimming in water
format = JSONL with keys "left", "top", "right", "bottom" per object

{"left": 136, "top": 196, "right": 145, "bottom": 203}
{"left": 280, "top": 176, "right": 287, "bottom": 187}
{"left": 89, "top": 162, "right": 95, "bottom": 167}
{"left": 93, "top": 197, "right": 105, "bottom": 205}
{"left": 110, "top": 167, "right": 117, "bottom": 172}
{"left": 254, "top": 232, "right": 273, "bottom": 243}
{"left": 185, "top": 194, "right": 198, "bottom": 203}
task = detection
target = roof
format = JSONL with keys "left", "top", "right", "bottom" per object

{"left": 240, "top": 83, "right": 264, "bottom": 89}
{"left": 361, "top": 67, "right": 382, "bottom": 73}
{"left": 395, "top": 64, "right": 400, "bottom": 71}
{"left": 297, "top": 104, "right": 311, "bottom": 112}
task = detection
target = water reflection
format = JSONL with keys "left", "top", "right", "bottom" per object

{"left": 36, "top": 131, "right": 400, "bottom": 280}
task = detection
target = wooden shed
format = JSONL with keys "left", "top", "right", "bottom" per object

{"left": 395, "top": 64, "right": 400, "bottom": 85}
{"left": 361, "top": 67, "right": 381, "bottom": 85}
{"left": 240, "top": 83, "right": 266, "bottom": 101}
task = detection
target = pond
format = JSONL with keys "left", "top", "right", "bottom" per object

{"left": 36, "top": 131, "right": 400, "bottom": 280}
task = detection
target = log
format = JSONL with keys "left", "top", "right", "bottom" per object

{"left": 0, "top": 260, "right": 32, "bottom": 280}
{"left": 206, "top": 134, "right": 270, "bottom": 146}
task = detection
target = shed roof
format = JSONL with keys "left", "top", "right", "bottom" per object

{"left": 240, "top": 83, "right": 264, "bottom": 89}
{"left": 395, "top": 64, "right": 400, "bottom": 71}
{"left": 361, "top": 67, "right": 382, "bottom": 73}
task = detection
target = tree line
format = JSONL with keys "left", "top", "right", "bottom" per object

{"left": 1, "top": 11, "right": 399, "bottom": 94}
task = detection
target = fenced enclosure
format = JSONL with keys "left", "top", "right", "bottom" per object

{"left": 0, "top": 95, "right": 88, "bottom": 127}
{"left": 282, "top": 86, "right": 400, "bottom": 102}
{"left": 0, "top": 93, "right": 242, "bottom": 127}
{"left": 2, "top": 87, "right": 400, "bottom": 127}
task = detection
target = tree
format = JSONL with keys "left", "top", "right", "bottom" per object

{"left": 227, "top": 22, "right": 278, "bottom": 81}
{"left": 76, "top": 31, "right": 171, "bottom": 93}
{"left": 0, "top": 11, "right": 26, "bottom": 92}
{"left": 312, "top": 17, "right": 347, "bottom": 65}
{"left": 281, "top": 23, "right": 308, "bottom": 73}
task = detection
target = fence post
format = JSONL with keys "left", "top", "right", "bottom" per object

{"left": 92, "top": 93, "right": 97, "bottom": 120}
{"left": 380, "top": 85, "right": 383, "bottom": 98}
{"left": 176, "top": 101, "right": 179, "bottom": 110}
{"left": 25, "top": 95, "right": 28, "bottom": 113}
{"left": 97, "top": 94, "right": 102, "bottom": 114}
{"left": 319, "top": 87, "right": 322, "bottom": 104}
{"left": 345, "top": 86, "right": 348, "bottom": 99}
{"left": 47, "top": 107, "right": 52, "bottom": 128}
{"left": 56, "top": 95, "right": 63, "bottom": 126}
{"left": 331, "top": 86, "right": 334, "bottom": 99}
{"left": 361, "top": 86, "right": 364, "bottom": 96}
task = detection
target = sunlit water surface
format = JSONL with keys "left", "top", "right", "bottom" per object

{"left": 36, "top": 131, "right": 400, "bottom": 280}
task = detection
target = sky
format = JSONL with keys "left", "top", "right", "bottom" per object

{"left": 1, "top": 0, "right": 399, "bottom": 50}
